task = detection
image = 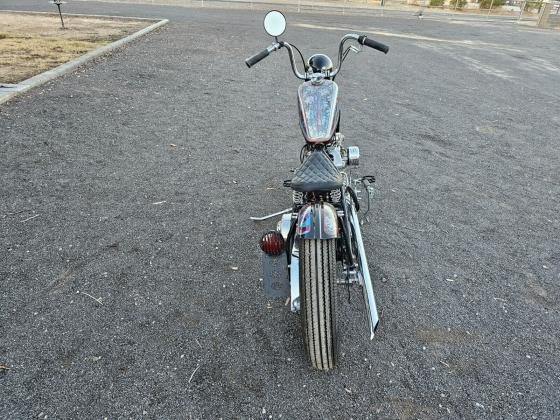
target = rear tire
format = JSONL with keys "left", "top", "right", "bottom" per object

{"left": 300, "top": 238, "right": 337, "bottom": 371}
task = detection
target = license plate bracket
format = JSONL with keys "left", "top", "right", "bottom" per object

{"left": 262, "top": 253, "right": 289, "bottom": 299}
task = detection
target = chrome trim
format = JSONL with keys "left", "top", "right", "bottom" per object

{"left": 290, "top": 241, "right": 300, "bottom": 311}
{"left": 267, "top": 42, "right": 281, "bottom": 54}
{"left": 277, "top": 213, "right": 292, "bottom": 241}
{"left": 310, "top": 73, "right": 325, "bottom": 84}
{"left": 334, "top": 132, "right": 345, "bottom": 143}
{"left": 349, "top": 203, "right": 379, "bottom": 340}
{"left": 327, "top": 145, "right": 345, "bottom": 169}
{"left": 347, "top": 146, "right": 360, "bottom": 166}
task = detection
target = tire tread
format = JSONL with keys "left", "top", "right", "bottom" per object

{"left": 300, "top": 238, "right": 337, "bottom": 371}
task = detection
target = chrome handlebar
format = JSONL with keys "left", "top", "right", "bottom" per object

{"left": 279, "top": 41, "right": 307, "bottom": 80}
{"left": 254, "top": 33, "right": 379, "bottom": 80}
{"left": 331, "top": 33, "right": 360, "bottom": 77}
{"left": 279, "top": 34, "right": 360, "bottom": 80}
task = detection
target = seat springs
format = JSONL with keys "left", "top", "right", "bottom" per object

{"left": 293, "top": 190, "right": 304, "bottom": 205}
{"left": 293, "top": 189, "right": 341, "bottom": 205}
{"left": 329, "top": 189, "right": 341, "bottom": 204}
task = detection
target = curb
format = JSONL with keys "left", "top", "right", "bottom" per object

{"left": 0, "top": 17, "right": 169, "bottom": 106}
{"left": 0, "top": 9, "right": 162, "bottom": 21}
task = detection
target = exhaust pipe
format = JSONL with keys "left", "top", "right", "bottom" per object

{"left": 349, "top": 205, "right": 380, "bottom": 340}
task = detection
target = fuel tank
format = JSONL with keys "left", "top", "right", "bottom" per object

{"left": 297, "top": 80, "right": 339, "bottom": 143}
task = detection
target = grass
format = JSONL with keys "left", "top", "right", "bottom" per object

{"left": 0, "top": 34, "right": 106, "bottom": 84}
{"left": 0, "top": 12, "right": 149, "bottom": 84}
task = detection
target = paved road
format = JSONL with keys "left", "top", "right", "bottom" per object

{"left": 1, "top": 1, "right": 559, "bottom": 418}
{"left": 69, "top": 0, "right": 538, "bottom": 23}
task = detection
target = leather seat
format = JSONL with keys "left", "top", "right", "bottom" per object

{"left": 291, "top": 150, "right": 343, "bottom": 192}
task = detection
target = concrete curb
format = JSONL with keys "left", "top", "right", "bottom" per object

{"left": 0, "top": 9, "right": 161, "bottom": 21}
{"left": 0, "top": 17, "right": 169, "bottom": 106}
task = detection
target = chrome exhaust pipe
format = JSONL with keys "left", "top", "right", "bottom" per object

{"left": 349, "top": 205, "right": 379, "bottom": 340}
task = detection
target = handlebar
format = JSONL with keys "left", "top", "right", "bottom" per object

{"left": 245, "top": 33, "right": 388, "bottom": 79}
{"left": 245, "top": 48, "right": 270, "bottom": 68}
{"left": 245, "top": 43, "right": 281, "bottom": 68}
{"left": 245, "top": 41, "right": 307, "bottom": 79}
{"left": 358, "top": 35, "right": 389, "bottom": 54}
{"left": 331, "top": 33, "right": 388, "bottom": 76}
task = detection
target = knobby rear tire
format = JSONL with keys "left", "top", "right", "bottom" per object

{"left": 300, "top": 238, "right": 337, "bottom": 371}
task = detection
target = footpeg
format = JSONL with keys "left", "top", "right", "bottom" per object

{"left": 250, "top": 208, "right": 291, "bottom": 221}
{"left": 361, "top": 175, "right": 375, "bottom": 185}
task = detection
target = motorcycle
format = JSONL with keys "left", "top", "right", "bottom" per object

{"left": 246, "top": 11, "right": 389, "bottom": 370}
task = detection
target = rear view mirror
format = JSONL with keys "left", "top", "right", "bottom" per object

{"left": 263, "top": 10, "right": 286, "bottom": 37}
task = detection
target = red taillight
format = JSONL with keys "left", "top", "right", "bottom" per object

{"left": 260, "top": 231, "right": 285, "bottom": 256}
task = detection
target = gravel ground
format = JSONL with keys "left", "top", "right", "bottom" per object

{"left": 1, "top": 1, "right": 559, "bottom": 418}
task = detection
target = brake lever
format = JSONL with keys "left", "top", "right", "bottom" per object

{"left": 350, "top": 45, "right": 362, "bottom": 54}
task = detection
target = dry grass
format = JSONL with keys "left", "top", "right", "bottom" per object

{"left": 0, "top": 12, "right": 149, "bottom": 84}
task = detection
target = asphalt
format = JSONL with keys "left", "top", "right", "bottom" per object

{"left": 1, "top": 1, "right": 559, "bottom": 418}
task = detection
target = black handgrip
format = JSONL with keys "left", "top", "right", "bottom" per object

{"left": 358, "top": 35, "right": 389, "bottom": 54}
{"left": 245, "top": 48, "right": 270, "bottom": 68}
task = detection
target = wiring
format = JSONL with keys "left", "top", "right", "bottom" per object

{"left": 290, "top": 44, "right": 308, "bottom": 72}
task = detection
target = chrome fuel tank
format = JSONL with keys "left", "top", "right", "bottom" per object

{"left": 297, "top": 80, "right": 339, "bottom": 143}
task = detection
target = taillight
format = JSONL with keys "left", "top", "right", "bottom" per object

{"left": 260, "top": 231, "right": 285, "bottom": 256}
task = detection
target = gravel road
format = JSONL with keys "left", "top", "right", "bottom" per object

{"left": 1, "top": 1, "right": 559, "bottom": 418}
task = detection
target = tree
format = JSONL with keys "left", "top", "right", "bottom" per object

{"left": 479, "top": 0, "right": 505, "bottom": 9}
{"left": 448, "top": 0, "right": 467, "bottom": 8}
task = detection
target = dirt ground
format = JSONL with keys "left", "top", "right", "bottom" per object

{"left": 0, "top": 12, "right": 149, "bottom": 84}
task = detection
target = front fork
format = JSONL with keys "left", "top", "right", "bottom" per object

{"left": 289, "top": 240, "right": 300, "bottom": 312}
{"left": 347, "top": 202, "right": 380, "bottom": 339}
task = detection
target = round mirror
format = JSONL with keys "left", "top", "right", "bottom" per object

{"left": 263, "top": 10, "right": 286, "bottom": 37}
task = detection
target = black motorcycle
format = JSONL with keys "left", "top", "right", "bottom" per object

{"left": 247, "top": 11, "right": 389, "bottom": 370}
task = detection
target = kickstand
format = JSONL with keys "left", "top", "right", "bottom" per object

{"left": 250, "top": 208, "right": 291, "bottom": 221}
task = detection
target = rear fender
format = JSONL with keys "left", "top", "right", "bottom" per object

{"left": 296, "top": 203, "right": 339, "bottom": 239}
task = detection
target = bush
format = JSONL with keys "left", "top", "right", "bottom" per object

{"left": 447, "top": 0, "right": 467, "bottom": 8}
{"left": 479, "top": 0, "right": 505, "bottom": 9}
{"left": 429, "top": 0, "right": 445, "bottom": 7}
{"left": 525, "top": 0, "right": 543, "bottom": 11}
